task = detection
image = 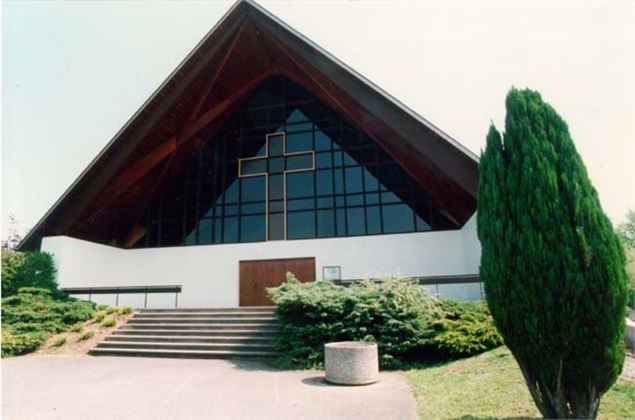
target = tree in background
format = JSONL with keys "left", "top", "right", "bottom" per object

{"left": 1, "top": 214, "right": 24, "bottom": 250}
{"left": 617, "top": 210, "right": 635, "bottom": 249}
{"left": 1, "top": 250, "right": 58, "bottom": 297}
{"left": 1, "top": 214, "right": 59, "bottom": 297}
{"left": 477, "top": 88, "right": 627, "bottom": 418}
{"left": 617, "top": 210, "right": 635, "bottom": 308}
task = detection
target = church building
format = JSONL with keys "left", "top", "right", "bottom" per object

{"left": 20, "top": 0, "right": 481, "bottom": 308}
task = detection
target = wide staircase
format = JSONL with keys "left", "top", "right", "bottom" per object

{"left": 89, "top": 307, "right": 279, "bottom": 359}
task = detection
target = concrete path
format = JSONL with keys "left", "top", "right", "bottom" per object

{"left": 2, "top": 355, "right": 416, "bottom": 420}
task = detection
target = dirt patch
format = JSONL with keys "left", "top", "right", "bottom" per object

{"left": 35, "top": 311, "right": 135, "bottom": 356}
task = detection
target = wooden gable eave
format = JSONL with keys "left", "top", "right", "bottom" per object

{"left": 250, "top": 8, "right": 479, "bottom": 196}
{"left": 257, "top": 31, "right": 475, "bottom": 224}
{"left": 18, "top": 3, "right": 253, "bottom": 250}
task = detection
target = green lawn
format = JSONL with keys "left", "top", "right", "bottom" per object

{"left": 405, "top": 347, "right": 635, "bottom": 419}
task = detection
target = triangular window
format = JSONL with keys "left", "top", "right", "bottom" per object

{"left": 137, "top": 76, "right": 454, "bottom": 247}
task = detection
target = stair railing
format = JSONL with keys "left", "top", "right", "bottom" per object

{"left": 61, "top": 285, "right": 183, "bottom": 308}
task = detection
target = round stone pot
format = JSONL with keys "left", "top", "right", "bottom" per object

{"left": 324, "top": 341, "right": 379, "bottom": 385}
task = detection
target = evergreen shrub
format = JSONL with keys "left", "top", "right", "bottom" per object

{"left": 70, "top": 322, "right": 84, "bottom": 333}
{"left": 52, "top": 337, "right": 67, "bottom": 348}
{"left": 268, "top": 274, "right": 501, "bottom": 368}
{"left": 269, "top": 274, "right": 442, "bottom": 368}
{"left": 103, "top": 318, "right": 116, "bottom": 328}
{"left": 478, "top": 88, "right": 627, "bottom": 418}
{"left": 1, "top": 287, "right": 95, "bottom": 357}
{"left": 426, "top": 301, "right": 503, "bottom": 357}
{"left": 78, "top": 331, "right": 95, "bottom": 341}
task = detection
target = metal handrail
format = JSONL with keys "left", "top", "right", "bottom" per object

{"left": 331, "top": 275, "right": 483, "bottom": 299}
{"left": 61, "top": 285, "right": 183, "bottom": 308}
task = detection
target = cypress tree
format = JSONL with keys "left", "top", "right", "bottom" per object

{"left": 477, "top": 88, "right": 627, "bottom": 418}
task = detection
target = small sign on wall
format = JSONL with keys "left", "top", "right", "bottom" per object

{"left": 322, "top": 266, "right": 341, "bottom": 281}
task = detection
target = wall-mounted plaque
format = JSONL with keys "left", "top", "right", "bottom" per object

{"left": 322, "top": 266, "right": 341, "bottom": 281}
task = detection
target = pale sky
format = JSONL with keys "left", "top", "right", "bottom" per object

{"left": 2, "top": 0, "right": 634, "bottom": 239}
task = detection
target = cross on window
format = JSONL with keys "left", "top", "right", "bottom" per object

{"left": 238, "top": 132, "right": 315, "bottom": 240}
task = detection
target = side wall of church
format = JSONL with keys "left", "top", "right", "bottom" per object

{"left": 41, "top": 215, "right": 481, "bottom": 308}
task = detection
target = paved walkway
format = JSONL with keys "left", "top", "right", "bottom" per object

{"left": 2, "top": 355, "right": 416, "bottom": 420}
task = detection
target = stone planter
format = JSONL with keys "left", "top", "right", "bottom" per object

{"left": 324, "top": 341, "right": 379, "bottom": 385}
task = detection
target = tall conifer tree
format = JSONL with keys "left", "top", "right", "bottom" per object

{"left": 477, "top": 88, "right": 627, "bottom": 418}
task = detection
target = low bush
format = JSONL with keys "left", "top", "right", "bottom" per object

{"left": 105, "top": 307, "right": 118, "bottom": 315}
{"left": 1, "top": 287, "right": 95, "bottom": 357}
{"left": 1, "top": 329, "right": 47, "bottom": 357}
{"left": 94, "top": 313, "right": 105, "bottom": 322}
{"left": 268, "top": 274, "right": 443, "bottom": 369}
{"left": 268, "top": 274, "right": 504, "bottom": 369}
{"left": 119, "top": 307, "right": 133, "bottom": 315}
{"left": 2, "top": 288, "right": 94, "bottom": 327}
{"left": 97, "top": 304, "right": 108, "bottom": 311}
{"left": 424, "top": 301, "right": 503, "bottom": 357}
{"left": 78, "top": 331, "right": 94, "bottom": 341}
{"left": 52, "top": 337, "right": 67, "bottom": 348}
{"left": 102, "top": 318, "right": 116, "bottom": 327}
{"left": 70, "top": 322, "right": 84, "bottom": 333}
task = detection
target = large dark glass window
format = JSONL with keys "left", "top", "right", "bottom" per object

{"left": 136, "top": 76, "right": 455, "bottom": 247}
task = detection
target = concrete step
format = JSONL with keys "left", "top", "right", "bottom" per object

{"left": 138, "top": 307, "right": 275, "bottom": 313}
{"left": 112, "top": 329, "right": 279, "bottom": 337}
{"left": 134, "top": 312, "right": 277, "bottom": 319}
{"left": 104, "top": 335, "right": 277, "bottom": 344}
{"left": 96, "top": 341, "right": 276, "bottom": 352}
{"left": 128, "top": 317, "right": 277, "bottom": 324}
{"left": 92, "top": 307, "right": 280, "bottom": 360}
{"left": 89, "top": 348, "right": 277, "bottom": 359}
{"left": 120, "top": 323, "right": 279, "bottom": 331}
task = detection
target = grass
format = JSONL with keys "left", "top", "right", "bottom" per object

{"left": 94, "top": 313, "right": 105, "bottom": 322}
{"left": 405, "top": 347, "right": 635, "bottom": 419}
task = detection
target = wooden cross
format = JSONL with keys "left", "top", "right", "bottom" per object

{"left": 238, "top": 132, "right": 315, "bottom": 240}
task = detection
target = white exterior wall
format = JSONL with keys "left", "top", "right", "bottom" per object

{"left": 41, "top": 215, "right": 481, "bottom": 308}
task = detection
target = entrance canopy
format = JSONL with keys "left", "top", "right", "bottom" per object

{"left": 20, "top": 0, "right": 478, "bottom": 250}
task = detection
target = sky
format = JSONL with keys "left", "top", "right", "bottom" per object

{"left": 2, "top": 0, "right": 634, "bottom": 239}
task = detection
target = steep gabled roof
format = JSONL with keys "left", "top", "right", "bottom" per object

{"left": 20, "top": 0, "right": 478, "bottom": 250}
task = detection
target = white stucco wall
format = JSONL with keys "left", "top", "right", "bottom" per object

{"left": 41, "top": 215, "right": 481, "bottom": 308}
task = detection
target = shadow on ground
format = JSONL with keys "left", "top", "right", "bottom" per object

{"left": 301, "top": 376, "right": 330, "bottom": 387}
{"left": 225, "top": 358, "right": 284, "bottom": 372}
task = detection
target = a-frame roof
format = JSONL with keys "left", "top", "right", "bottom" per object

{"left": 20, "top": 0, "right": 478, "bottom": 250}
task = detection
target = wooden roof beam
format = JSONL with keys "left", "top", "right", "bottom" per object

{"left": 181, "top": 21, "right": 248, "bottom": 134}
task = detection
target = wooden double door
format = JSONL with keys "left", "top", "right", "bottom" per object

{"left": 239, "top": 257, "right": 315, "bottom": 306}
